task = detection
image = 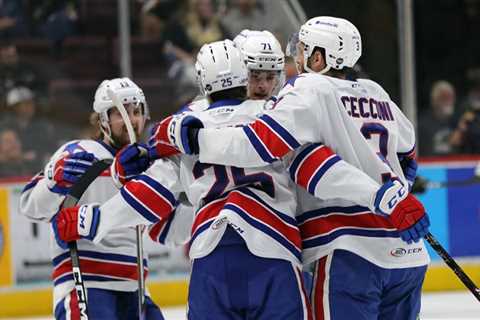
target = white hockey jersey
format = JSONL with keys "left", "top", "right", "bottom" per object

{"left": 178, "top": 96, "right": 209, "bottom": 113}
{"left": 19, "top": 139, "right": 189, "bottom": 308}
{"left": 195, "top": 73, "right": 430, "bottom": 269}
{"left": 96, "top": 99, "right": 304, "bottom": 266}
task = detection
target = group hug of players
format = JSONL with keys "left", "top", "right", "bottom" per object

{"left": 20, "top": 16, "right": 430, "bottom": 320}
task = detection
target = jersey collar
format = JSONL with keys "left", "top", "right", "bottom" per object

{"left": 96, "top": 139, "right": 117, "bottom": 156}
{"left": 208, "top": 99, "right": 243, "bottom": 110}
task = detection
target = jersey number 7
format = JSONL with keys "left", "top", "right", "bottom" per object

{"left": 360, "top": 122, "right": 393, "bottom": 183}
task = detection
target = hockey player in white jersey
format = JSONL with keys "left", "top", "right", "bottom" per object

{"left": 19, "top": 78, "right": 167, "bottom": 319}
{"left": 52, "top": 40, "right": 313, "bottom": 319}
{"left": 175, "top": 29, "right": 285, "bottom": 115}
{"left": 153, "top": 17, "right": 431, "bottom": 320}
{"left": 233, "top": 29, "right": 285, "bottom": 100}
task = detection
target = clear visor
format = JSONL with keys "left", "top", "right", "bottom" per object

{"left": 248, "top": 69, "right": 281, "bottom": 82}
{"left": 286, "top": 32, "right": 299, "bottom": 57}
{"left": 108, "top": 102, "right": 144, "bottom": 120}
{"left": 100, "top": 101, "right": 148, "bottom": 126}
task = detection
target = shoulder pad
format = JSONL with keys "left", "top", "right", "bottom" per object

{"left": 68, "top": 140, "right": 115, "bottom": 159}
{"left": 356, "top": 78, "right": 391, "bottom": 100}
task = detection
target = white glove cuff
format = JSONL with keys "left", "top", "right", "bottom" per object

{"left": 77, "top": 203, "right": 100, "bottom": 237}
{"left": 110, "top": 157, "right": 124, "bottom": 189}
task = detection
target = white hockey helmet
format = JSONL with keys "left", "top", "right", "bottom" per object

{"left": 195, "top": 39, "right": 248, "bottom": 96}
{"left": 299, "top": 16, "right": 362, "bottom": 74}
{"left": 233, "top": 29, "right": 253, "bottom": 50}
{"left": 233, "top": 29, "right": 268, "bottom": 51}
{"left": 239, "top": 31, "right": 285, "bottom": 71}
{"left": 93, "top": 77, "right": 149, "bottom": 140}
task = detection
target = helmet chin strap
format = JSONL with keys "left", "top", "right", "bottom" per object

{"left": 99, "top": 112, "right": 120, "bottom": 148}
{"left": 100, "top": 123, "right": 116, "bottom": 146}
{"left": 98, "top": 107, "right": 144, "bottom": 149}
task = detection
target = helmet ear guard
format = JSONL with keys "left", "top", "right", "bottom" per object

{"left": 299, "top": 16, "right": 362, "bottom": 74}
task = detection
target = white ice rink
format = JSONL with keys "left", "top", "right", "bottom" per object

{"left": 3, "top": 291, "right": 479, "bottom": 319}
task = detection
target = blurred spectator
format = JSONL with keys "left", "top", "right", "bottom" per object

{"left": 31, "top": 0, "right": 79, "bottom": 57}
{"left": 221, "top": 0, "right": 266, "bottom": 38}
{"left": 450, "top": 78, "right": 480, "bottom": 153}
{"left": 1, "top": 86, "right": 54, "bottom": 166}
{"left": 0, "top": 0, "right": 29, "bottom": 39}
{"left": 165, "top": 0, "right": 228, "bottom": 63}
{"left": 284, "top": 32, "right": 298, "bottom": 81}
{"left": 139, "top": 0, "right": 181, "bottom": 40}
{"left": 0, "top": 42, "right": 48, "bottom": 106}
{"left": 164, "top": 0, "right": 227, "bottom": 106}
{"left": 0, "top": 127, "right": 37, "bottom": 177}
{"left": 418, "top": 80, "right": 459, "bottom": 156}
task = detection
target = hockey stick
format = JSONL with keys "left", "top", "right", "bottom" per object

{"left": 106, "top": 88, "right": 146, "bottom": 319}
{"left": 424, "top": 232, "right": 480, "bottom": 302}
{"left": 63, "top": 159, "right": 113, "bottom": 320}
{"left": 426, "top": 176, "right": 480, "bottom": 189}
{"left": 411, "top": 175, "right": 480, "bottom": 194}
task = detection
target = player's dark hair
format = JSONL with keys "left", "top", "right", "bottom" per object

{"left": 327, "top": 68, "right": 350, "bottom": 79}
{"left": 209, "top": 86, "right": 247, "bottom": 103}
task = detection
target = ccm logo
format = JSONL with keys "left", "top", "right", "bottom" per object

{"left": 387, "top": 185, "right": 406, "bottom": 210}
{"left": 211, "top": 217, "right": 227, "bottom": 230}
{"left": 79, "top": 206, "right": 88, "bottom": 230}
{"left": 390, "top": 247, "right": 423, "bottom": 257}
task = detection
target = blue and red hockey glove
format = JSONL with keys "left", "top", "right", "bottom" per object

{"left": 52, "top": 204, "right": 101, "bottom": 249}
{"left": 373, "top": 180, "right": 430, "bottom": 244}
{"left": 45, "top": 151, "right": 96, "bottom": 195}
{"left": 111, "top": 143, "right": 150, "bottom": 187}
{"left": 147, "top": 119, "right": 182, "bottom": 160}
{"left": 150, "top": 114, "right": 203, "bottom": 155}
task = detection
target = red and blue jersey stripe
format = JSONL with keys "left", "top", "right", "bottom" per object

{"left": 52, "top": 250, "right": 148, "bottom": 286}
{"left": 190, "top": 195, "right": 229, "bottom": 245}
{"left": 243, "top": 114, "right": 301, "bottom": 163}
{"left": 22, "top": 172, "right": 44, "bottom": 193}
{"left": 298, "top": 205, "right": 398, "bottom": 249}
{"left": 121, "top": 174, "right": 177, "bottom": 223}
{"left": 289, "top": 143, "right": 342, "bottom": 194}
{"left": 148, "top": 209, "right": 176, "bottom": 244}
{"left": 398, "top": 144, "right": 416, "bottom": 159}
{"left": 191, "top": 188, "right": 302, "bottom": 261}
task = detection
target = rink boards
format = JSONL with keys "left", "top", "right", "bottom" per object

{"left": 1, "top": 159, "right": 480, "bottom": 317}
{"left": 416, "top": 159, "right": 480, "bottom": 291}
{"left": 0, "top": 179, "right": 191, "bottom": 317}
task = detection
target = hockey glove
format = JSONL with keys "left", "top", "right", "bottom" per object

{"left": 400, "top": 156, "right": 418, "bottom": 191}
{"left": 148, "top": 122, "right": 181, "bottom": 160}
{"left": 45, "top": 151, "right": 96, "bottom": 195}
{"left": 52, "top": 204, "right": 100, "bottom": 249}
{"left": 373, "top": 180, "right": 430, "bottom": 244}
{"left": 111, "top": 143, "right": 150, "bottom": 187}
{"left": 150, "top": 114, "right": 203, "bottom": 155}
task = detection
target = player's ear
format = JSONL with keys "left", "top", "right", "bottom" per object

{"left": 311, "top": 50, "right": 325, "bottom": 72}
